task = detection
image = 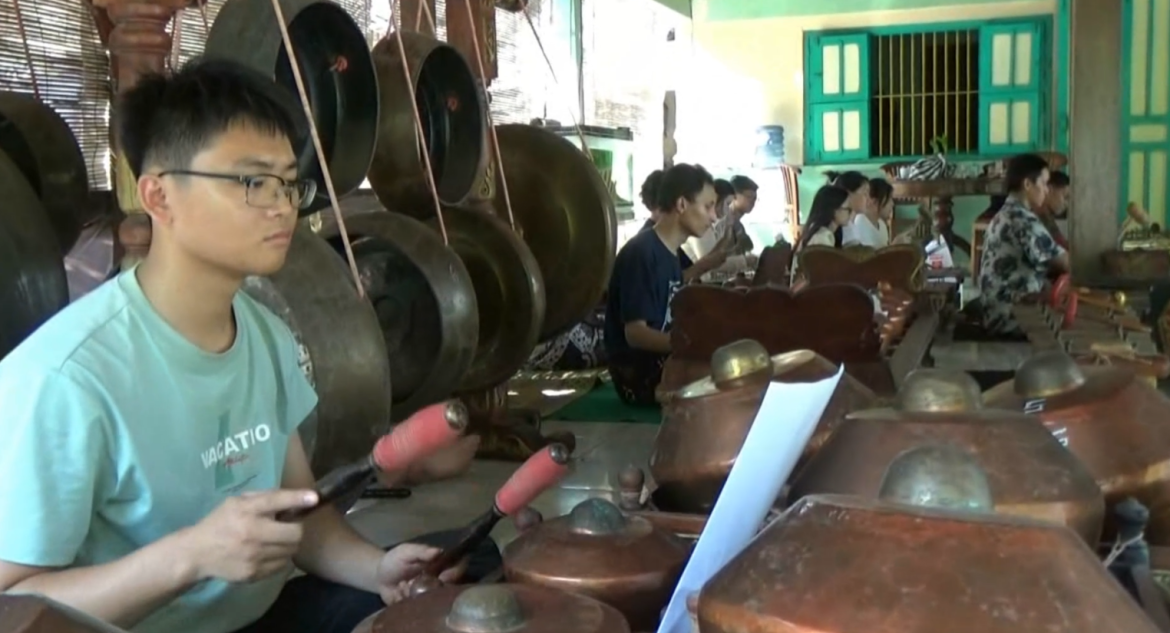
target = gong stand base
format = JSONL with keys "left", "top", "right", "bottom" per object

{"left": 459, "top": 383, "right": 577, "bottom": 462}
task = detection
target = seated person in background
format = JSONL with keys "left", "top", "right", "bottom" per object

{"left": 790, "top": 185, "right": 851, "bottom": 282}
{"left": 1037, "top": 170, "right": 1070, "bottom": 250}
{"left": 0, "top": 60, "right": 498, "bottom": 633}
{"left": 851, "top": 178, "right": 894, "bottom": 248}
{"left": 825, "top": 170, "right": 868, "bottom": 246}
{"left": 605, "top": 163, "right": 715, "bottom": 406}
{"left": 978, "top": 153, "right": 1070, "bottom": 336}
{"left": 683, "top": 175, "right": 758, "bottom": 278}
{"left": 642, "top": 170, "right": 727, "bottom": 281}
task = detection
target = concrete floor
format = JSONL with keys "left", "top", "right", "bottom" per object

{"left": 346, "top": 421, "right": 659, "bottom": 549}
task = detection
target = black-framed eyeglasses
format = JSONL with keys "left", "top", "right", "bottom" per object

{"left": 158, "top": 170, "right": 318, "bottom": 211}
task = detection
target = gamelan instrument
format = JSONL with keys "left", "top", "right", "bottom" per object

{"left": 653, "top": 340, "right": 874, "bottom": 514}
{"left": 787, "top": 368, "right": 1105, "bottom": 545}
{"left": 406, "top": 443, "right": 572, "bottom": 594}
{"left": 0, "top": 92, "right": 91, "bottom": 253}
{"left": 502, "top": 497, "right": 689, "bottom": 631}
{"left": 352, "top": 584, "right": 629, "bottom": 633}
{"left": 697, "top": 443, "right": 1159, "bottom": 633}
{"left": 243, "top": 228, "right": 392, "bottom": 475}
{"left": 985, "top": 349, "right": 1170, "bottom": 545}
{"left": 277, "top": 401, "right": 468, "bottom": 521}
{"left": 205, "top": 0, "right": 379, "bottom": 214}
{"left": 0, "top": 145, "right": 68, "bottom": 361}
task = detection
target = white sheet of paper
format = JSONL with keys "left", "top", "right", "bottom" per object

{"left": 656, "top": 365, "right": 844, "bottom": 633}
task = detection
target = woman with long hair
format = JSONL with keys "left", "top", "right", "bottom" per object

{"left": 796, "top": 185, "right": 852, "bottom": 251}
{"left": 851, "top": 177, "right": 894, "bottom": 247}
{"left": 824, "top": 170, "right": 868, "bottom": 245}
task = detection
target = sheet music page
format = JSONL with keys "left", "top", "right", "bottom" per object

{"left": 656, "top": 365, "right": 844, "bottom": 633}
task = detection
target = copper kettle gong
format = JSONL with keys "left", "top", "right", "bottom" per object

{"left": 788, "top": 368, "right": 1105, "bottom": 545}
{"left": 368, "top": 32, "right": 486, "bottom": 214}
{"left": 502, "top": 498, "right": 689, "bottom": 631}
{"left": 698, "top": 444, "right": 1158, "bottom": 633}
{"left": 352, "top": 584, "right": 630, "bottom": 633}
{"left": 0, "top": 148, "right": 68, "bottom": 361}
{"left": 205, "top": 0, "right": 378, "bottom": 214}
{"left": 985, "top": 349, "right": 1170, "bottom": 544}
{"left": 311, "top": 200, "right": 479, "bottom": 418}
{"left": 0, "top": 92, "right": 90, "bottom": 253}
{"left": 492, "top": 124, "right": 616, "bottom": 339}
{"left": 243, "top": 227, "right": 392, "bottom": 475}
{"left": 652, "top": 340, "right": 876, "bottom": 514}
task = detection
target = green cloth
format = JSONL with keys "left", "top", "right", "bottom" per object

{"left": 546, "top": 381, "right": 662, "bottom": 424}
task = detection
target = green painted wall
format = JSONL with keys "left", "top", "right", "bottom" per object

{"left": 653, "top": 0, "right": 692, "bottom": 17}
{"left": 706, "top": 0, "right": 1037, "bottom": 22}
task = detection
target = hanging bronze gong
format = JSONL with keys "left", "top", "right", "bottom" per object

{"left": 0, "top": 92, "right": 90, "bottom": 254}
{"left": 367, "top": 32, "right": 486, "bottom": 215}
{"left": 427, "top": 205, "right": 544, "bottom": 392}
{"left": 241, "top": 227, "right": 392, "bottom": 475}
{"left": 0, "top": 149, "right": 69, "bottom": 361}
{"left": 492, "top": 124, "right": 616, "bottom": 340}
{"left": 205, "top": 0, "right": 378, "bottom": 215}
{"left": 311, "top": 199, "right": 479, "bottom": 417}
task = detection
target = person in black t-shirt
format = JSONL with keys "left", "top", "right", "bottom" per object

{"left": 639, "top": 170, "right": 727, "bottom": 279}
{"left": 605, "top": 164, "right": 717, "bottom": 406}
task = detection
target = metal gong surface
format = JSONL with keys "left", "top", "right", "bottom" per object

{"left": 368, "top": 32, "right": 486, "bottom": 214}
{"left": 493, "top": 124, "right": 616, "bottom": 340}
{"left": 428, "top": 206, "right": 544, "bottom": 391}
{"left": 205, "top": 0, "right": 378, "bottom": 214}
{"left": 242, "top": 228, "right": 392, "bottom": 475}
{"left": 0, "top": 149, "right": 69, "bottom": 361}
{"left": 313, "top": 201, "right": 479, "bottom": 416}
{"left": 0, "top": 92, "right": 90, "bottom": 254}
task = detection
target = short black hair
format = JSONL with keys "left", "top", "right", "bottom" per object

{"left": 714, "top": 179, "right": 734, "bottom": 200}
{"left": 640, "top": 170, "right": 664, "bottom": 209}
{"left": 1005, "top": 153, "right": 1050, "bottom": 193}
{"left": 825, "top": 170, "right": 868, "bottom": 193}
{"left": 656, "top": 163, "right": 714, "bottom": 213}
{"left": 117, "top": 57, "right": 305, "bottom": 177}
{"left": 730, "top": 175, "right": 758, "bottom": 193}
{"left": 1049, "top": 170, "right": 1070, "bottom": 188}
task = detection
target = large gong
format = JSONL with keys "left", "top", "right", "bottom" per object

{"left": 493, "top": 124, "right": 615, "bottom": 340}
{"left": 313, "top": 200, "right": 479, "bottom": 417}
{"left": 0, "top": 149, "right": 69, "bottom": 360}
{"left": 0, "top": 92, "right": 90, "bottom": 254}
{"left": 205, "top": 0, "right": 378, "bottom": 215}
{"left": 242, "top": 228, "right": 392, "bottom": 475}
{"left": 367, "top": 32, "right": 486, "bottom": 216}
{"left": 428, "top": 206, "right": 544, "bottom": 392}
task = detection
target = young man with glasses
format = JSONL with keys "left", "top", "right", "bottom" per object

{"left": 0, "top": 59, "right": 474, "bottom": 633}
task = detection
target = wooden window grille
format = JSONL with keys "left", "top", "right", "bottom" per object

{"left": 0, "top": 0, "right": 112, "bottom": 190}
{"left": 871, "top": 29, "right": 980, "bottom": 158}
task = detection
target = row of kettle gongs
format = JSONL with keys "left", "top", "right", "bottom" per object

{"left": 309, "top": 196, "right": 545, "bottom": 420}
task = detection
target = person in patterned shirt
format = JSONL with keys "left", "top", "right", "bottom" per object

{"left": 978, "top": 153, "right": 1071, "bottom": 335}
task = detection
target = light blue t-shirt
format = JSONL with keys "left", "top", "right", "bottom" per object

{"left": 0, "top": 269, "right": 319, "bottom": 633}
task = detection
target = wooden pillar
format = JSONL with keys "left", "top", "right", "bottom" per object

{"left": 91, "top": 0, "right": 188, "bottom": 270}
{"left": 446, "top": 0, "right": 498, "bottom": 84}
{"left": 1067, "top": 0, "right": 1122, "bottom": 281}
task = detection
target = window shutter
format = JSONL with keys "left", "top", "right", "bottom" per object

{"left": 978, "top": 20, "right": 1047, "bottom": 155}
{"left": 0, "top": 0, "right": 112, "bottom": 190}
{"left": 804, "top": 33, "right": 870, "bottom": 163}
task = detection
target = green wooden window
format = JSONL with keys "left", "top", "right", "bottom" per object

{"left": 804, "top": 18, "right": 1052, "bottom": 164}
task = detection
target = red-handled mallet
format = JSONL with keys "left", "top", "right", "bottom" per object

{"left": 407, "top": 442, "right": 572, "bottom": 594}
{"left": 1049, "top": 273, "right": 1078, "bottom": 329}
{"left": 278, "top": 401, "right": 469, "bottom": 521}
